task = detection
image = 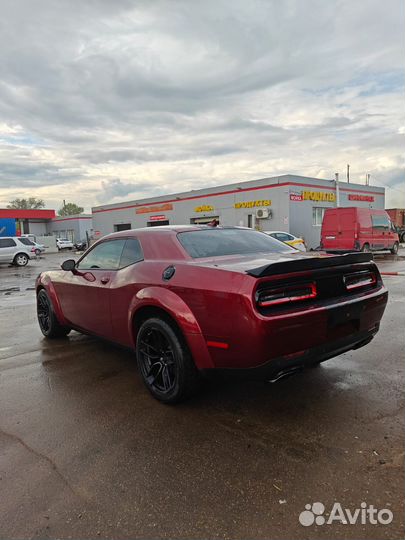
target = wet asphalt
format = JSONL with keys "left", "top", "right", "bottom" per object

{"left": 0, "top": 251, "right": 404, "bottom": 540}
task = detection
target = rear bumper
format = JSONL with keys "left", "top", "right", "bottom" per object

{"left": 213, "top": 324, "right": 379, "bottom": 380}
{"left": 204, "top": 286, "right": 388, "bottom": 370}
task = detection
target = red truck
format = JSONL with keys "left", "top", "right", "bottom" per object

{"left": 321, "top": 207, "right": 399, "bottom": 254}
{"left": 386, "top": 208, "right": 405, "bottom": 243}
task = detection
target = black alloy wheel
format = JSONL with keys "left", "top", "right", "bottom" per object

{"left": 136, "top": 317, "right": 199, "bottom": 403}
{"left": 37, "top": 289, "right": 70, "bottom": 338}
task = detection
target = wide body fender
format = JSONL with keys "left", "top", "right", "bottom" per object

{"left": 36, "top": 275, "right": 70, "bottom": 327}
{"left": 128, "top": 286, "right": 214, "bottom": 369}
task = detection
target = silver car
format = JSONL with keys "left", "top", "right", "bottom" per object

{"left": 0, "top": 237, "right": 36, "bottom": 266}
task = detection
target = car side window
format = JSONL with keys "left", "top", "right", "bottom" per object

{"left": 77, "top": 240, "right": 126, "bottom": 270}
{"left": 18, "top": 237, "right": 34, "bottom": 246}
{"left": 371, "top": 215, "right": 389, "bottom": 230}
{"left": 275, "top": 233, "right": 290, "bottom": 242}
{"left": 0, "top": 238, "right": 17, "bottom": 248}
{"left": 119, "top": 238, "right": 143, "bottom": 268}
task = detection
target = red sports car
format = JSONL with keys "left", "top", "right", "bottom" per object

{"left": 36, "top": 226, "right": 388, "bottom": 403}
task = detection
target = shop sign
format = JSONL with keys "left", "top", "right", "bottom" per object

{"left": 302, "top": 191, "right": 336, "bottom": 202}
{"left": 348, "top": 194, "right": 374, "bottom": 202}
{"left": 136, "top": 203, "right": 173, "bottom": 215}
{"left": 149, "top": 215, "right": 167, "bottom": 222}
{"left": 234, "top": 199, "right": 271, "bottom": 209}
{"left": 194, "top": 205, "right": 215, "bottom": 212}
{"left": 290, "top": 193, "right": 303, "bottom": 202}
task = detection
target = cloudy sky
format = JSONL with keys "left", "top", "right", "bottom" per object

{"left": 0, "top": 0, "right": 404, "bottom": 212}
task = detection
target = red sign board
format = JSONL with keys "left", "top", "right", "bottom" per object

{"left": 136, "top": 203, "right": 173, "bottom": 215}
{"left": 348, "top": 194, "right": 374, "bottom": 202}
{"left": 149, "top": 215, "right": 167, "bottom": 222}
{"left": 290, "top": 193, "right": 303, "bottom": 202}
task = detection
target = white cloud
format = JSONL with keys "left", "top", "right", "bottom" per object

{"left": 0, "top": 0, "right": 404, "bottom": 210}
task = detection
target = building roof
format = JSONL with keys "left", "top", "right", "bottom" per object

{"left": 51, "top": 213, "right": 92, "bottom": 222}
{"left": 92, "top": 174, "right": 385, "bottom": 214}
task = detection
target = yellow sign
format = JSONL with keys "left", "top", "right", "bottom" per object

{"left": 234, "top": 199, "right": 271, "bottom": 209}
{"left": 302, "top": 191, "right": 336, "bottom": 202}
{"left": 194, "top": 205, "right": 215, "bottom": 212}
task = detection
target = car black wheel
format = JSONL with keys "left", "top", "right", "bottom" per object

{"left": 136, "top": 317, "right": 199, "bottom": 403}
{"left": 391, "top": 242, "right": 399, "bottom": 255}
{"left": 361, "top": 243, "right": 370, "bottom": 253}
{"left": 37, "top": 289, "right": 70, "bottom": 338}
{"left": 13, "top": 253, "right": 29, "bottom": 266}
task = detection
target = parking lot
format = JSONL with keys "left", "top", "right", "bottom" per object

{"left": 0, "top": 251, "right": 404, "bottom": 540}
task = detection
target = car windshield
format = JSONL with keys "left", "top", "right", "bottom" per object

{"left": 177, "top": 228, "right": 295, "bottom": 258}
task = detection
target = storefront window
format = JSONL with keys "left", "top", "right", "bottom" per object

{"left": 312, "top": 207, "right": 328, "bottom": 226}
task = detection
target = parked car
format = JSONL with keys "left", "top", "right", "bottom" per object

{"left": 56, "top": 238, "right": 74, "bottom": 251}
{"left": 264, "top": 230, "right": 306, "bottom": 251}
{"left": 321, "top": 207, "right": 399, "bottom": 254}
{"left": 0, "top": 236, "right": 37, "bottom": 266}
{"left": 36, "top": 225, "right": 387, "bottom": 403}
{"left": 18, "top": 236, "right": 45, "bottom": 256}
{"left": 74, "top": 240, "right": 87, "bottom": 251}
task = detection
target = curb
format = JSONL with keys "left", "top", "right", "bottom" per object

{"left": 381, "top": 272, "right": 405, "bottom": 276}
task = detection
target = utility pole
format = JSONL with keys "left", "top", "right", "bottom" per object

{"left": 366, "top": 173, "right": 370, "bottom": 186}
{"left": 335, "top": 173, "right": 340, "bottom": 207}
{"left": 347, "top": 164, "right": 350, "bottom": 183}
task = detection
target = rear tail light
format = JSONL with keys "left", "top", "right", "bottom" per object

{"left": 31, "top": 247, "right": 36, "bottom": 252}
{"left": 256, "top": 282, "right": 317, "bottom": 307}
{"left": 343, "top": 271, "right": 376, "bottom": 291}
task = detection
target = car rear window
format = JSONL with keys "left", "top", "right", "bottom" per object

{"left": 177, "top": 228, "right": 295, "bottom": 258}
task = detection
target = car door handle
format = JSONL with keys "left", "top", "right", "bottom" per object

{"left": 100, "top": 276, "right": 110, "bottom": 284}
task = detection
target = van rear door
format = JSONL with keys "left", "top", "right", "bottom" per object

{"left": 337, "top": 209, "right": 356, "bottom": 250}
{"left": 321, "top": 209, "right": 339, "bottom": 250}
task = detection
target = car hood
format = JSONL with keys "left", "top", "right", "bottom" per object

{"left": 190, "top": 251, "right": 373, "bottom": 277}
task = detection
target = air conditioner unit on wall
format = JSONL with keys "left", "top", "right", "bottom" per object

{"left": 255, "top": 208, "right": 271, "bottom": 219}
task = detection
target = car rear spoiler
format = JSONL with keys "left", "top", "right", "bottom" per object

{"left": 246, "top": 252, "right": 373, "bottom": 278}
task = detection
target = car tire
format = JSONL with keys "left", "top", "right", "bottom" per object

{"left": 136, "top": 317, "right": 199, "bottom": 404}
{"left": 37, "top": 289, "right": 71, "bottom": 338}
{"left": 35, "top": 248, "right": 41, "bottom": 256}
{"left": 361, "top": 243, "right": 370, "bottom": 253}
{"left": 391, "top": 242, "right": 399, "bottom": 255}
{"left": 13, "top": 253, "right": 29, "bottom": 266}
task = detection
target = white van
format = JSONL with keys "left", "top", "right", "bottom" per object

{"left": 0, "top": 237, "right": 37, "bottom": 266}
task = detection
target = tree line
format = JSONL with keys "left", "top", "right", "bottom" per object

{"left": 7, "top": 197, "right": 84, "bottom": 216}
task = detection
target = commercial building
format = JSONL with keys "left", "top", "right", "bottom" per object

{"left": 47, "top": 214, "right": 93, "bottom": 243}
{"left": 0, "top": 209, "right": 93, "bottom": 244}
{"left": 0, "top": 209, "right": 56, "bottom": 236}
{"left": 92, "top": 174, "right": 385, "bottom": 249}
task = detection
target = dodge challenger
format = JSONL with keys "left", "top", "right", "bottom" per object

{"left": 36, "top": 226, "right": 388, "bottom": 403}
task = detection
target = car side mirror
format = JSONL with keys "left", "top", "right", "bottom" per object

{"left": 61, "top": 259, "right": 76, "bottom": 272}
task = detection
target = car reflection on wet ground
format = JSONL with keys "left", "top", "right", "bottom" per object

{"left": 0, "top": 251, "right": 404, "bottom": 540}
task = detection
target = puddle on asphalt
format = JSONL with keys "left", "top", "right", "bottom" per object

{"left": 1, "top": 287, "right": 36, "bottom": 295}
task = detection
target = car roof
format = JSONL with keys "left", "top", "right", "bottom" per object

{"left": 104, "top": 224, "right": 251, "bottom": 239}
{"left": 264, "top": 230, "right": 293, "bottom": 235}
{"left": 1, "top": 236, "right": 29, "bottom": 240}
